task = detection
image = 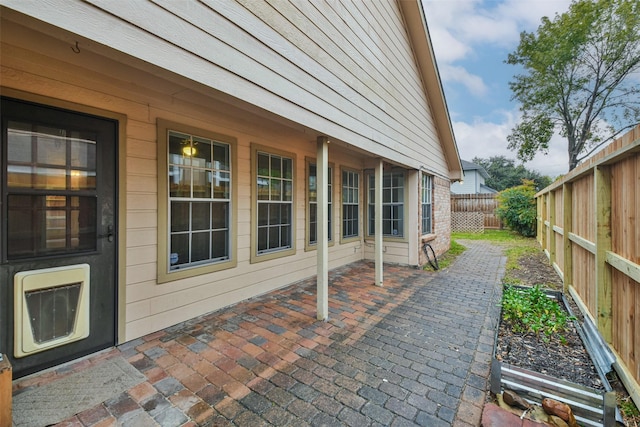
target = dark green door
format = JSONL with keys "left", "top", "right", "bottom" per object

{"left": 1, "top": 97, "right": 117, "bottom": 378}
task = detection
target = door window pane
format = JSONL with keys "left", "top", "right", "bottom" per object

{"left": 7, "top": 123, "right": 97, "bottom": 191}
{"left": 7, "top": 195, "right": 96, "bottom": 259}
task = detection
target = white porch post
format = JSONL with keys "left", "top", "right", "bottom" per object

{"left": 316, "top": 136, "right": 329, "bottom": 320}
{"left": 375, "top": 159, "right": 383, "bottom": 286}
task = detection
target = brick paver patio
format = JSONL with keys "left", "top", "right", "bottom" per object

{"left": 13, "top": 240, "right": 506, "bottom": 426}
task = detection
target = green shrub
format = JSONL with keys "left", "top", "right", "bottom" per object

{"left": 502, "top": 285, "right": 574, "bottom": 342}
{"left": 496, "top": 180, "right": 537, "bottom": 237}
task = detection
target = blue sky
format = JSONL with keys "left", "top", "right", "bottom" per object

{"left": 422, "top": 0, "right": 572, "bottom": 177}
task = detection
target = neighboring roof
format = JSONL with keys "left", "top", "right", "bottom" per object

{"left": 480, "top": 184, "right": 498, "bottom": 194}
{"left": 461, "top": 160, "right": 490, "bottom": 179}
{"left": 399, "top": 0, "right": 462, "bottom": 181}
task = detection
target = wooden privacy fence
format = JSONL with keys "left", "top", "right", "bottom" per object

{"left": 535, "top": 124, "right": 640, "bottom": 408}
{"left": 450, "top": 194, "right": 502, "bottom": 231}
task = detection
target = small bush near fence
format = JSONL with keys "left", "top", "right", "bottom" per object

{"left": 496, "top": 180, "right": 537, "bottom": 237}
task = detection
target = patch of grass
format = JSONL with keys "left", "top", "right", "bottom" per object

{"left": 503, "top": 244, "right": 540, "bottom": 284}
{"left": 618, "top": 394, "right": 640, "bottom": 424}
{"left": 452, "top": 229, "right": 529, "bottom": 243}
{"left": 453, "top": 230, "right": 540, "bottom": 284}
{"left": 429, "top": 239, "right": 466, "bottom": 270}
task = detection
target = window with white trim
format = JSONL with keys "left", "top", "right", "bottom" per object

{"left": 256, "top": 151, "right": 293, "bottom": 254}
{"left": 368, "top": 171, "right": 404, "bottom": 237}
{"left": 341, "top": 169, "right": 359, "bottom": 239}
{"left": 308, "top": 162, "right": 332, "bottom": 245}
{"left": 422, "top": 173, "right": 433, "bottom": 234}
{"left": 168, "top": 130, "right": 230, "bottom": 270}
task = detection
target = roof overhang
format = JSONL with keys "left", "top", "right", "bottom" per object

{"left": 398, "top": 0, "right": 462, "bottom": 181}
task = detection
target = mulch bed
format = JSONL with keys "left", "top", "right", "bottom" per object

{"left": 496, "top": 250, "right": 604, "bottom": 390}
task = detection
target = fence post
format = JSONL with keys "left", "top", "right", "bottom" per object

{"left": 549, "top": 190, "right": 556, "bottom": 269}
{"left": 0, "top": 354, "right": 11, "bottom": 427}
{"left": 594, "top": 165, "right": 612, "bottom": 342}
{"left": 562, "top": 183, "right": 573, "bottom": 294}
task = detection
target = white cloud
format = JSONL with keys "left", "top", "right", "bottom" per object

{"left": 440, "top": 65, "right": 488, "bottom": 97}
{"left": 423, "top": 0, "right": 572, "bottom": 63}
{"left": 422, "top": 0, "right": 573, "bottom": 178}
{"left": 452, "top": 113, "right": 569, "bottom": 178}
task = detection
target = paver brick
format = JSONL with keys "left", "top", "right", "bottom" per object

{"left": 23, "top": 242, "right": 509, "bottom": 427}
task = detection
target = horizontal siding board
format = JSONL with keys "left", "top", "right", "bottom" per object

{"left": 287, "top": 0, "right": 440, "bottom": 161}
{"left": 5, "top": 0, "right": 449, "bottom": 174}
{"left": 230, "top": 0, "right": 444, "bottom": 170}
{"left": 2, "top": 2, "right": 456, "bottom": 345}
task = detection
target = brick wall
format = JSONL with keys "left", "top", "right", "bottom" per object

{"left": 418, "top": 175, "right": 451, "bottom": 265}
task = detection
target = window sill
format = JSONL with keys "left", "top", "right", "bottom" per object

{"left": 157, "top": 258, "right": 237, "bottom": 284}
{"left": 421, "top": 234, "right": 437, "bottom": 243}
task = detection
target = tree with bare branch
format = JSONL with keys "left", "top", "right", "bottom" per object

{"left": 507, "top": 0, "right": 640, "bottom": 171}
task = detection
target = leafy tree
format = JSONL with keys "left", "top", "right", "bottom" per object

{"left": 472, "top": 156, "right": 552, "bottom": 191}
{"left": 496, "top": 180, "right": 537, "bottom": 237}
{"left": 507, "top": 0, "right": 640, "bottom": 171}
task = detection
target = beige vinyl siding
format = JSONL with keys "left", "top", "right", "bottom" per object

{"left": 3, "top": 0, "right": 448, "bottom": 177}
{"left": 1, "top": 3, "right": 452, "bottom": 343}
{"left": 2, "top": 19, "right": 379, "bottom": 340}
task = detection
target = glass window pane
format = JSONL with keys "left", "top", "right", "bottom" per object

{"left": 258, "top": 203, "right": 269, "bottom": 226}
{"left": 170, "top": 234, "right": 189, "bottom": 268}
{"left": 34, "top": 167, "right": 66, "bottom": 190}
{"left": 45, "top": 208, "right": 66, "bottom": 249}
{"left": 192, "top": 169, "right": 210, "bottom": 198}
{"left": 282, "top": 158, "right": 292, "bottom": 179}
{"left": 214, "top": 172, "right": 230, "bottom": 199}
{"left": 192, "top": 202, "right": 210, "bottom": 230}
{"left": 70, "top": 137, "right": 96, "bottom": 170}
{"left": 257, "top": 178, "right": 269, "bottom": 200}
{"left": 192, "top": 137, "right": 212, "bottom": 167}
{"left": 7, "top": 195, "right": 36, "bottom": 257}
{"left": 281, "top": 204, "right": 291, "bottom": 225}
{"left": 268, "top": 226, "right": 280, "bottom": 249}
{"left": 7, "top": 164, "right": 33, "bottom": 188}
{"left": 169, "top": 167, "right": 192, "bottom": 198}
{"left": 258, "top": 153, "right": 270, "bottom": 177}
{"left": 212, "top": 230, "right": 228, "bottom": 258}
{"left": 36, "top": 129, "right": 66, "bottom": 166}
{"left": 211, "top": 202, "right": 228, "bottom": 230}
{"left": 283, "top": 181, "right": 292, "bottom": 202}
{"left": 191, "top": 232, "right": 210, "bottom": 262}
{"left": 270, "top": 179, "right": 282, "bottom": 201}
{"left": 281, "top": 225, "right": 291, "bottom": 248}
{"left": 7, "top": 124, "right": 32, "bottom": 162}
{"left": 257, "top": 227, "right": 268, "bottom": 252}
{"left": 171, "top": 202, "right": 190, "bottom": 232}
{"left": 269, "top": 204, "right": 281, "bottom": 225}
{"left": 7, "top": 195, "right": 96, "bottom": 258}
{"left": 213, "top": 143, "right": 230, "bottom": 171}
{"left": 270, "top": 156, "right": 281, "bottom": 178}
{"left": 169, "top": 131, "right": 191, "bottom": 165}
{"left": 70, "top": 170, "right": 96, "bottom": 190}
